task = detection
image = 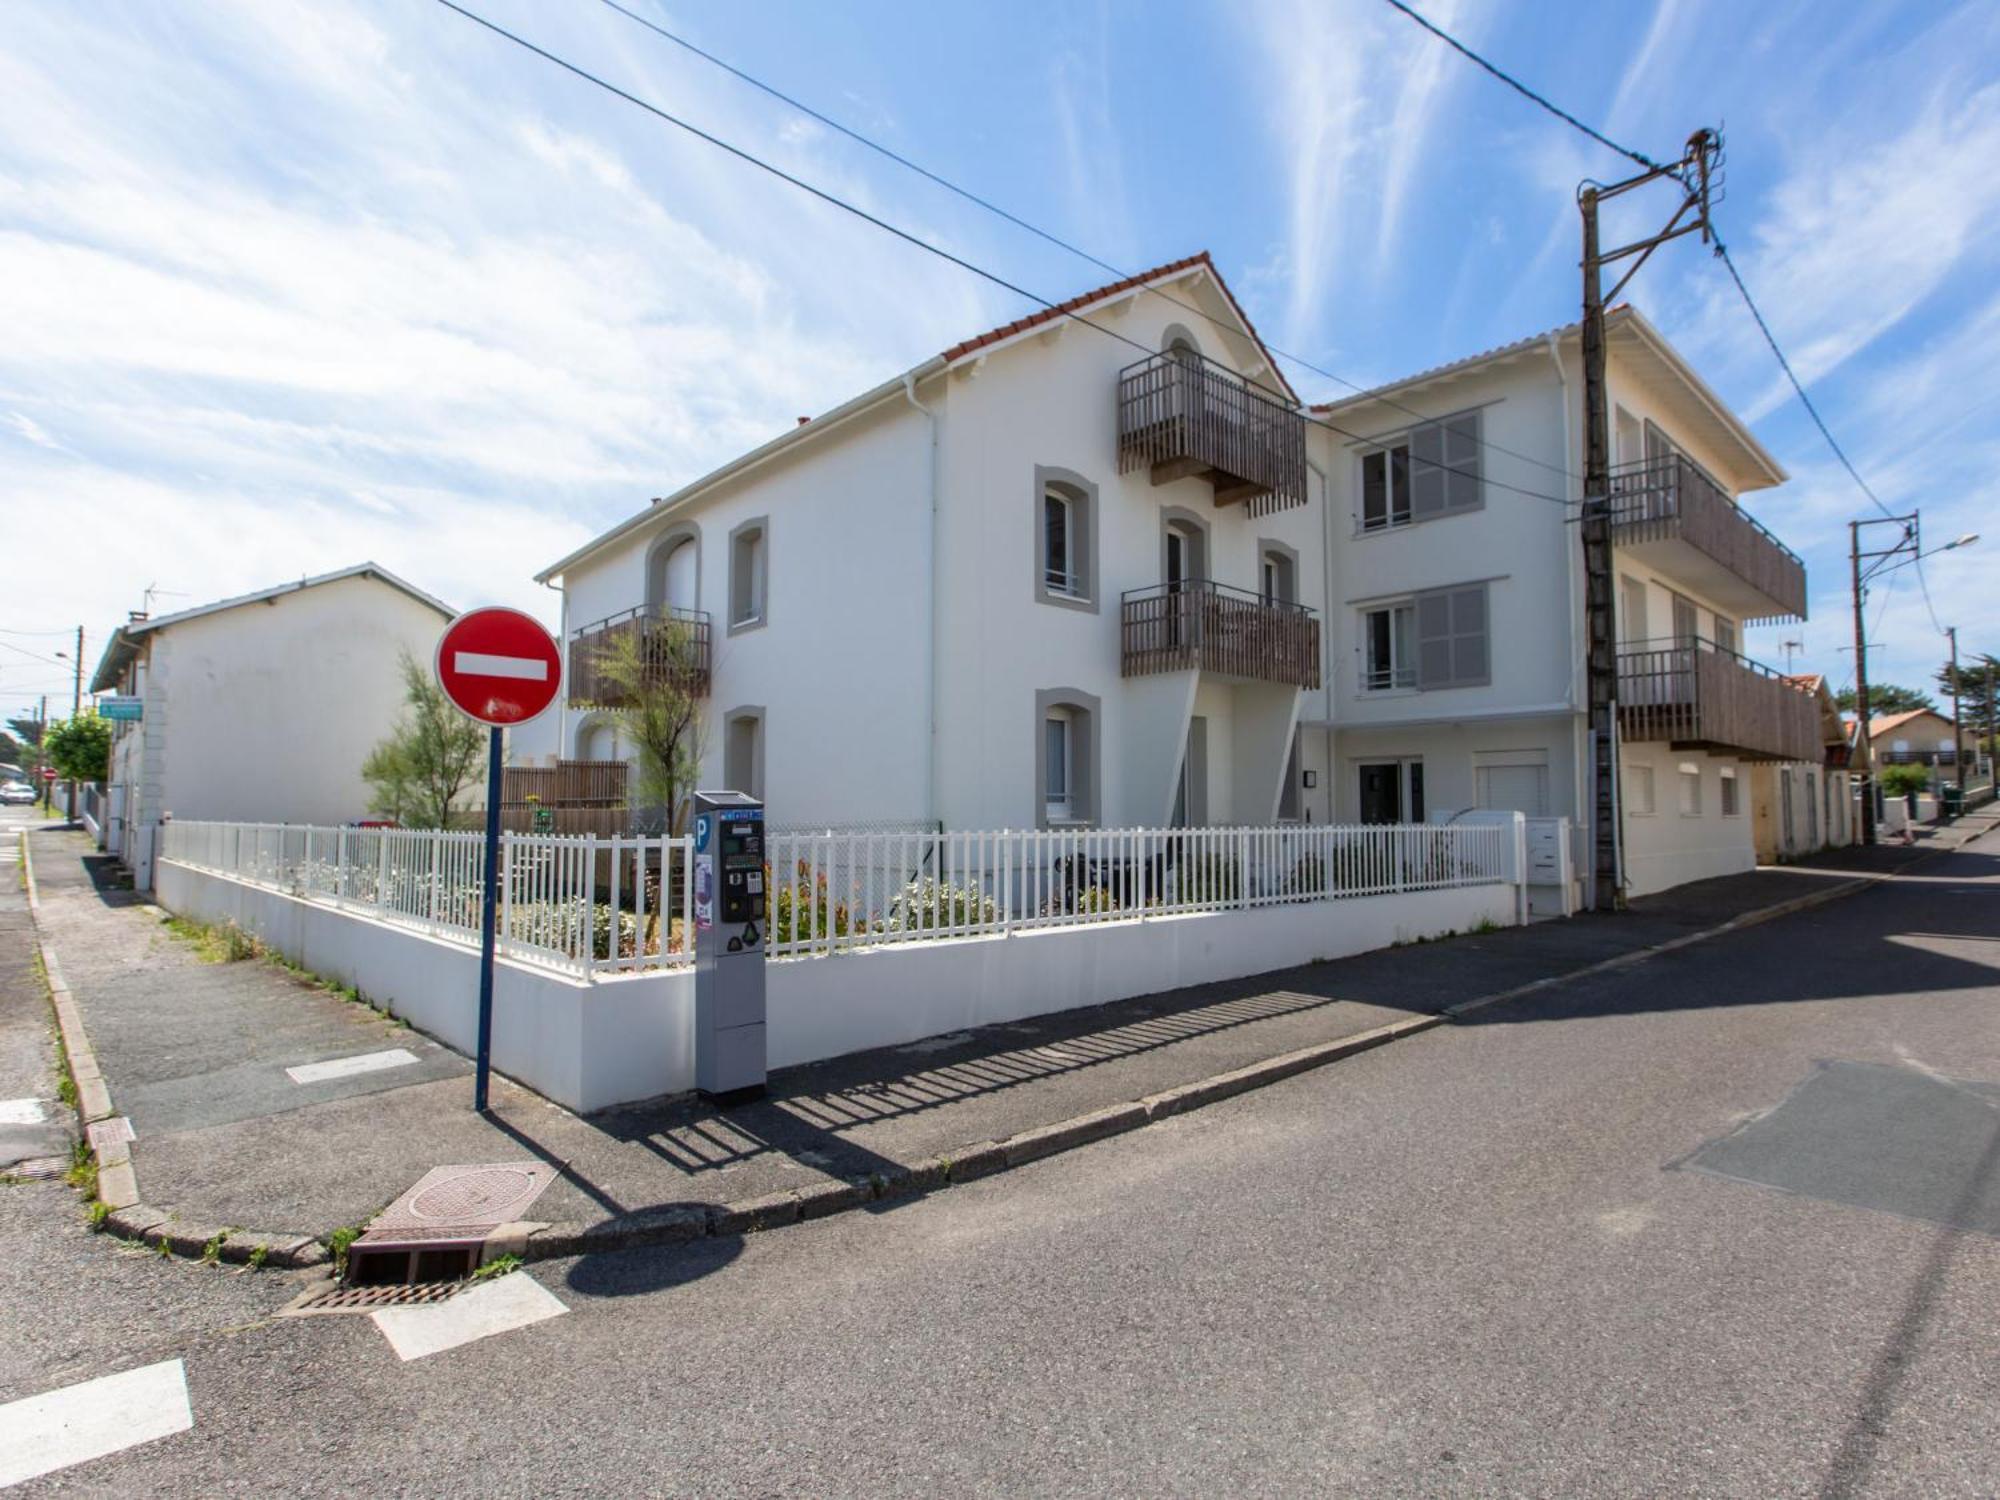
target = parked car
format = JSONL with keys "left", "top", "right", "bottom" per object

{"left": 0, "top": 781, "right": 39, "bottom": 805}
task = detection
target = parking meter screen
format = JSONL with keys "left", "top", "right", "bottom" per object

{"left": 720, "top": 817, "right": 765, "bottom": 923}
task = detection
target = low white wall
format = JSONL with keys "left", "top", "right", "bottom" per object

{"left": 158, "top": 858, "right": 1512, "bottom": 1112}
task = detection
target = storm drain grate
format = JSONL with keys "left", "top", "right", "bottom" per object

{"left": 346, "top": 1160, "right": 558, "bottom": 1286}
{"left": 283, "top": 1279, "right": 467, "bottom": 1316}
{"left": 7, "top": 1156, "right": 66, "bottom": 1182}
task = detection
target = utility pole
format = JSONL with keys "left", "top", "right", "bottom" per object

{"left": 1946, "top": 626, "right": 1961, "bottom": 803}
{"left": 1578, "top": 127, "right": 1722, "bottom": 910}
{"left": 67, "top": 624, "right": 82, "bottom": 824}
{"left": 1849, "top": 514, "right": 1921, "bottom": 844}
{"left": 36, "top": 694, "right": 48, "bottom": 816}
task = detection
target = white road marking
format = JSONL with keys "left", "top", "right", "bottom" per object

{"left": 372, "top": 1273, "right": 567, "bottom": 1362}
{"left": 285, "top": 1048, "right": 420, "bottom": 1085}
{"left": 0, "top": 1358, "right": 193, "bottom": 1487}
{"left": 0, "top": 1098, "right": 45, "bottom": 1126}
{"left": 453, "top": 651, "right": 548, "bottom": 681}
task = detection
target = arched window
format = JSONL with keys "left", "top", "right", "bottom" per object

{"left": 1035, "top": 688, "right": 1100, "bottom": 827}
{"left": 645, "top": 524, "right": 700, "bottom": 615}
{"left": 1033, "top": 466, "right": 1098, "bottom": 612}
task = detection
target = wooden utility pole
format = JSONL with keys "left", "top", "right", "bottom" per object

{"left": 1946, "top": 625, "right": 1962, "bottom": 801}
{"left": 1851, "top": 522, "right": 1874, "bottom": 845}
{"left": 67, "top": 624, "right": 82, "bottom": 824}
{"left": 1578, "top": 128, "right": 1721, "bottom": 910}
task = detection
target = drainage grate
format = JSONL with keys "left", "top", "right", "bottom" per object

{"left": 283, "top": 1278, "right": 467, "bottom": 1316}
{"left": 346, "top": 1160, "right": 558, "bottom": 1286}
{"left": 7, "top": 1156, "right": 66, "bottom": 1182}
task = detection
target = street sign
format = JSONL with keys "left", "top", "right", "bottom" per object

{"left": 100, "top": 696, "right": 143, "bottom": 722}
{"left": 433, "top": 607, "right": 562, "bottom": 728}
{"left": 40, "top": 768, "right": 56, "bottom": 782}
{"left": 430, "top": 606, "right": 563, "bottom": 1115}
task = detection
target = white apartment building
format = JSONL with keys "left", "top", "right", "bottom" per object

{"left": 1311, "top": 306, "right": 1817, "bottom": 898}
{"left": 525, "top": 262, "right": 1815, "bottom": 901}
{"left": 524, "top": 254, "right": 1326, "bottom": 834}
{"left": 91, "top": 564, "right": 456, "bottom": 887}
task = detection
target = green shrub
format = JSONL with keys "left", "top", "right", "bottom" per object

{"left": 769, "top": 861, "right": 855, "bottom": 945}
{"left": 1174, "top": 852, "right": 1240, "bottom": 905}
{"left": 889, "top": 876, "right": 997, "bottom": 932}
{"left": 1879, "top": 763, "right": 1930, "bottom": 797}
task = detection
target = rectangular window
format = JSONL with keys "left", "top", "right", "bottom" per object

{"left": 1360, "top": 446, "right": 1412, "bottom": 531}
{"left": 1363, "top": 603, "right": 1417, "bottom": 691}
{"left": 1415, "top": 582, "right": 1490, "bottom": 690}
{"left": 1044, "top": 713, "right": 1072, "bottom": 822}
{"left": 1720, "top": 769, "right": 1740, "bottom": 817}
{"left": 1670, "top": 592, "right": 1698, "bottom": 649}
{"left": 1625, "top": 764, "right": 1656, "bottom": 815}
{"left": 1261, "top": 549, "right": 1296, "bottom": 605}
{"left": 729, "top": 520, "right": 767, "bottom": 631}
{"left": 1678, "top": 763, "right": 1702, "bottom": 817}
{"left": 1712, "top": 617, "right": 1738, "bottom": 657}
{"left": 1044, "top": 492, "right": 1075, "bottom": 595}
{"left": 1620, "top": 575, "right": 1648, "bottom": 646}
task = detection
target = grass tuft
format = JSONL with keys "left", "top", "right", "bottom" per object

{"left": 471, "top": 1253, "right": 521, "bottom": 1283}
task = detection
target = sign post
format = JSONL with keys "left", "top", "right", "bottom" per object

{"left": 433, "top": 607, "right": 563, "bottom": 1112}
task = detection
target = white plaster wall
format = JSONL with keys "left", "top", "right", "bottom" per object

{"left": 1620, "top": 741, "right": 1754, "bottom": 896}
{"left": 158, "top": 854, "right": 1512, "bottom": 1112}
{"left": 146, "top": 575, "right": 450, "bottom": 825}
{"left": 552, "top": 401, "right": 937, "bottom": 828}
{"left": 1333, "top": 714, "right": 1577, "bottom": 824}
{"left": 931, "top": 281, "right": 1321, "bottom": 829}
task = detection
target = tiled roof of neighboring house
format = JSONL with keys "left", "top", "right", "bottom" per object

{"left": 89, "top": 562, "right": 456, "bottom": 693}
{"left": 1781, "top": 673, "right": 1825, "bottom": 693}
{"left": 1865, "top": 707, "right": 1945, "bottom": 739}
{"left": 940, "top": 250, "right": 1300, "bottom": 403}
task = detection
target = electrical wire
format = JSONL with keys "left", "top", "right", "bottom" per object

{"left": 1379, "top": 0, "right": 1662, "bottom": 172}
{"left": 432, "top": 0, "right": 1581, "bottom": 508}
{"left": 593, "top": 0, "right": 1582, "bottom": 485}
{"left": 0, "top": 640, "right": 67, "bottom": 667}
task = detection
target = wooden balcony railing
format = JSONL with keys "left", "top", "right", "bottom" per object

{"left": 1122, "top": 580, "right": 1321, "bottom": 689}
{"left": 1117, "top": 350, "right": 1307, "bottom": 517}
{"left": 1617, "top": 640, "right": 1820, "bottom": 762}
{"left": 1609, "top": 456, "right": 1807, "bottom": 623}
{"left": 567, "top": 604, "right": 711, "bottom": 706}
{"left": 497, "top": 759, "right": 631, "bottom": 835}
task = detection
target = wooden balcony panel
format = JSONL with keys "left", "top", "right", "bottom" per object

{"left": 1609, "top": 457, "right": 1808, "bottom": 624}
{"left": 1121, "top": 581, "right": 1321, "bottom": 690}
{"left": 1617, "top": 645, "right": 1821, "bottom": 763}
{"left": 1117, "top": 351, "right": 1308, "bottom": 517}
{"left": 567, "top": 605, "right": 711, "bottom": 706}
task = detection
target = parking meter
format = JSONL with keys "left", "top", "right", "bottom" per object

{"left": 693, "top": 790, "right": 767, "bottom": 1098}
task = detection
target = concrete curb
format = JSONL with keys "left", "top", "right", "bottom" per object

{"left": 30, "top": 821, "right": 1992, "bottom": 1276}
{"left": 20, "top": 828, "right": 327, "bottom": 1270}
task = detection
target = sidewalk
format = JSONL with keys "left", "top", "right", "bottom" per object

{"left": 24, "top": 813, "right": 1997, "bottom": 1264}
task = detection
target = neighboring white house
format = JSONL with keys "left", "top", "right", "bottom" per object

{"left": 1751, "top": 675, "right": 1857, "bottom": 861}
{"left": 1308, "top": 305, "right": 1817, "bottom": 900}
{"left": 520, "top": 253, "right": 1326, "bottom": 834}
{"left": 90, "top": 564, "right": 456, "bottom": 888}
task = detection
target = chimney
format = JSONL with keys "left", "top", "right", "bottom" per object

{"left": 796, "top": 416, "right": 811, "bottom": 427}
{"left": 129, "top": 610, "right": 148, "bottom": 624}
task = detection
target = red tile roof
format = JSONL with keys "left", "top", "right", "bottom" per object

{"left": 939, "top": 251, "right": 1301, "bottom": 404}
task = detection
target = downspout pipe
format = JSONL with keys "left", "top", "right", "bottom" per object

{"left": 903, "top": 372, "right": 941, "bottom": 827}
{"left": 541, "top": 576, "right": 567, "bottom": 764}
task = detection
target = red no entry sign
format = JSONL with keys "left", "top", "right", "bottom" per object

{"left": 433, "top": 606, "right": 562, "bottom": 727}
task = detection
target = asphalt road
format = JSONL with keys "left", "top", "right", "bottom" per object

{"left": 4, "top": 827, "right": 1996, "bottom": 1497}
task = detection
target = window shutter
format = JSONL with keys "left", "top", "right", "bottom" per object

{"left": 1362, "top": 452, "right": 1386, "bottom": 528}
{"left": 1409, "top": 421, "right": 1446, "bottom": 519}
{"left": 1450, "top": 584, "right": 1489, "bottom": 684}
{"left": 1443, "top": 411, "right": 1482, "bottom": 512}
{"left": 1415, "top": 590, "right": 1453, "bottom": 686}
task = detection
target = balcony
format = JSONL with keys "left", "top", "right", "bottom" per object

{"left": 1617, "top": 641, "right": 1820, "bottom": 763}
{"left": 1121, "top": 580, "right": 1320, "bottom": 690}
{"left": 1609, "top": 456, "right": 1807, "bottom": 624}
{"left": 1117, "top": 350, "right": 1307, "bottom": 516}
{"left": 568, "top": 604, "right": 711, "bottom": 707}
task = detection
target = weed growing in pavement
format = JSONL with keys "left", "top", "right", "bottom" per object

{"left": 1471, "top": 916, "right": 1502, "bottom": 935}
{"left": 55, "top": 1064, "right": 77, "bottom": 1111}
{"left": 247, "top": 1244, "right": 269, "bottom": 1271}
{"left": 65, "top": 1139, "right": 97, "bottom": 1199}
{"left": 155, "top": 1236, "right": 173, "bottom": 1259}
{"left": 328, "top": 1224, "right": 365, "bottom": 1278}
{"left": 164, "top": 915, "right": 262, "bottom": 964}
{"left": 471, "top": 1254, "right": 521, "bottom": 1283}
{"left": 88, "top": 1201, "right": 110, "bottom": 1230}
{"left": 200, "top": 1230, "right": 230, "bottom": 1265}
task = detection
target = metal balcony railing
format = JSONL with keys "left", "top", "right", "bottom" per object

{"left": 1121, "top": 580, "right": 1321, "bottom": 690}
{"left": 567, "top": 604, "right": 711, "bottom": 706}
{"left": 1617, "top": 637, "right": 1820, "bottom": 763}
{"left": 1117, "top": 350, "right": 1307, "bottom": 516}
{"left": 1609, "top": 456, "right": 1808, "bottom": 623}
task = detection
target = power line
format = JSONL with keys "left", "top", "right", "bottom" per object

{"left": 1380, "top": 0, "right": 1661, "bottom": 173}
{"left": 433, "top": 0, "right": 1581, "bottom": 508}
{"left": 0, "top": 640, "right": 65, "bottom": 667}
{"left": 595, "top": 0, "right": 1581, "bottom": 486}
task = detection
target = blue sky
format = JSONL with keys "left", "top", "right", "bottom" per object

{"left": 2, "top": 0, "right": 1996, "bottom": 721}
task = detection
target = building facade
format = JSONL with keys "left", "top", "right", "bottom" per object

{"left": 90, "top": 565, "right": 455, "bottom": 887}
{"left": 524, "top": 264, "right": 1816, "bottom": 901}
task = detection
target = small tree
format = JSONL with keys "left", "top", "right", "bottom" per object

{"left": 44, "top": 712, "right": 112, "bottom": 783}
{"left": 1878, "top": 763, "right": 1930, "bottom": 799}
{"left": 362, "top": 652, "right": 485, "bottom": 828}
{"left": 1835, "top": 683, "right": 1933, "bottom": 716}
{"left": 591, "top": 620, "right": 705, "bottom": 832}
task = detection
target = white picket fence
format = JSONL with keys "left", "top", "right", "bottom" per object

{"left": 159, "top": 817, "right": 1519, "bottom": 979}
